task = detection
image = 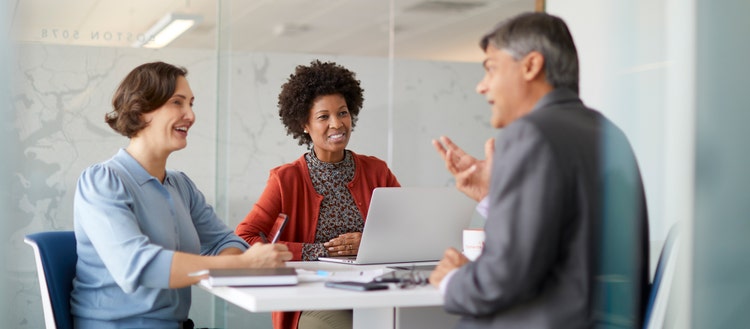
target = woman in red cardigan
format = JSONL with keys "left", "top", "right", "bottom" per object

{"left": 235, "top": 60, "right": 400, "bottom": 329}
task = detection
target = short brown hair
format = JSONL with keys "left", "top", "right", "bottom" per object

{"left": 106, "top": 62, "right": 188, "bottom": 137}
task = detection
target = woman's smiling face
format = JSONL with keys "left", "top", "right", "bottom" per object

{"left": 303, "top": 93, "right": 351, "bottom": 163}
{"left": 136, "top": 76, "right": 195, "bottom": 155}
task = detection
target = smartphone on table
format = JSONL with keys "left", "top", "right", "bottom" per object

{"left": 325, "top": 281, "right": 389, "bottom": 291}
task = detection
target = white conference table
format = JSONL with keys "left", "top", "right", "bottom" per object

{"left": 198, "top": 261, "right": 459, "bottom": 329}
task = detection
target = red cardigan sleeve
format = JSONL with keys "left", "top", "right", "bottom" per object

{"left": 235, "top": 156, "right": 322, "bottom": 261}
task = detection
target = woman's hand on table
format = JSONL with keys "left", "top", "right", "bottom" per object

{"left": 324, "top": 232, "right": 362, "bottom": 255}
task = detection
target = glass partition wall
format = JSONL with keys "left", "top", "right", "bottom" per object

{"left": 214, "top": 1, "right": 533, "bottom": 326}
{"left": 9, "top": 0, "right": 534, "bottom": 327}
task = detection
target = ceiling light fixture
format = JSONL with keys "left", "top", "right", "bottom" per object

{"left": 132, "top": 13, "right": 202, "bottom": 48}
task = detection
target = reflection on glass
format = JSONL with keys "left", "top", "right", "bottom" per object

{"left": 11, "top": 0, "right": 216, "bottom": 49}
{"left": 224, "top": 0, "right": 391, "bottom": 57}
{"left": 393, "top": 0, "right": 536, "bottom": 62}
{"left": 11, "top": 0, "right": 536, "bottom": 61}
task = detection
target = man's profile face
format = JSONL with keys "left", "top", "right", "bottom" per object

{"left": 476, "top": 45, "right": 526, "bottom": 128}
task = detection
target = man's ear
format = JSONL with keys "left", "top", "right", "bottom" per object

{"left": 521, "top": 51, "right": 545, "bottom": 82}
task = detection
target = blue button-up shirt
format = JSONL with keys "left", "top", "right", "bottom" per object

{"left": 71, "top": 149, "right": 248, "bottom": 328}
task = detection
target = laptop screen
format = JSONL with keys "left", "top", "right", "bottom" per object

{"left": 319, "top": 187, "right": 476, "bottom": 264}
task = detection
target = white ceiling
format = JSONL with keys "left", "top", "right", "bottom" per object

{"left": 11, "top": 0, "right": 536, "bottom": 62}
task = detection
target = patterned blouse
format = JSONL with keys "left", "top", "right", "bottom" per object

{"left": 301, "top": 150, "right": 364, "bottom": 260}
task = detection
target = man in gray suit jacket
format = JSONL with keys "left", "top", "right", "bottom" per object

{"left": 430, "top": 12, "right": 649, "bottom": 329}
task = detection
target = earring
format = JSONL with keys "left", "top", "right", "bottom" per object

{"left": 304, "top": 130, "right": 308, "bottom": 134}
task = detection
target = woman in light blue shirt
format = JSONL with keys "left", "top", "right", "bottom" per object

{"left": 71, "top": 62, "right": 293, "bottom": 329}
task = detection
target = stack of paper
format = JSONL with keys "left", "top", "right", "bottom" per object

{"left": 206, "top": 267, "right": 298, "bottom": 287}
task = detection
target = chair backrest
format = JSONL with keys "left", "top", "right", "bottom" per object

{"left": 24, "top": 231, "right": 77, "bottom": 329}
{"left": 643, "top": 223, "right": 681, "bottom": 329}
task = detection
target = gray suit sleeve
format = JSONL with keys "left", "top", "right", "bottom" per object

{"left": 444, "top": 121, "right": 566, "bottom": 316}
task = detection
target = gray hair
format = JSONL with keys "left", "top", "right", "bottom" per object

{"left": 480, "top": 12, "right": 579, "bottom": 94}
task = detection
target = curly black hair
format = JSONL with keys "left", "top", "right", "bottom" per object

{"left": 278, "top": 60, "right": 364, "bottom": 146}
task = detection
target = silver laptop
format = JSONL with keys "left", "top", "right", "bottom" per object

{"left": 318, "top": 187, "right": 476, "bottom": 265}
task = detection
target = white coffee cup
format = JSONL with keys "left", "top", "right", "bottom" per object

{"left": 463, "top": 228, "right": 485, "bottom": 261}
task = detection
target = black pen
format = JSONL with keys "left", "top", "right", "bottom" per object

{"left": 258, "top": 231, "right": 269, "bottom": 243}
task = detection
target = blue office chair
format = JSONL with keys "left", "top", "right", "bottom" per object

{"left": 25, "top": 231, "right": 77, "bottom": 329}
{"left": 642, "top": 223, "right": 681, "bottom": 329}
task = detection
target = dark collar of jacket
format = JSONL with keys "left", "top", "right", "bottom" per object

{"left": 531, "top": 88, "right": 583, "bottom": 113}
